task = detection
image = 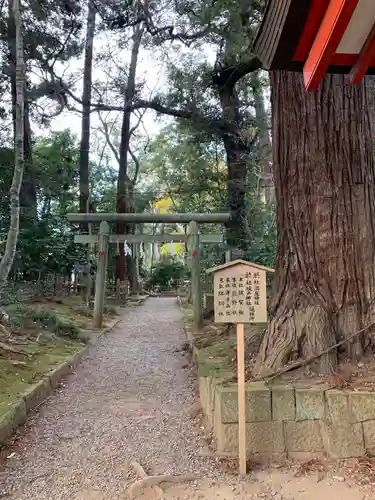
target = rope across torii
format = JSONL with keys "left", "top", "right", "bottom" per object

{"left": 253, "top": 0, "right": 375, "bottom": 91}
{"left": 67, "top": 212, "right": 231, "bottom": 329}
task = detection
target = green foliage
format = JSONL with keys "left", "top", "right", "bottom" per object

{"left": 0, "top": 0, "right": 276, "bottom": 289}
{"left": 144, "top": 123, "right": 276, "bottom": 273}
{"left": 9, "top": 304, "right": 80, "bottom": 340}
{"left": 145, "top": 124, "right": 227, "bottom": 214}
{"left": 245, "top": 201, "right": 276, "bottom": 269}
{"left": 149, "top": 260, "right": 188, "bottom": 291}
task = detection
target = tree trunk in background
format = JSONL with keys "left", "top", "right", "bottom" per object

{"left": 219, "top": 85, "right": 249, "bottom": 253}
{"left": 79, "top": 0, "right": 96, "bottom": 231}
{"left": 19, "top": 105, "right": 36, "bottom": 223}
{"left": 255, "top": 72, "right": 375, "bottom": 375}
{"left": 124, "top": 185, "right": 140, "bottom": 293}
{"left": 8, "top": 4, "right": 36, "bottom": 227}
{"left": 0, "top": 0, "right": 24, "bottom": 287}
{"left": 250, "top": 71, "right": 274, "bottom": 203}
{"left": 116, "top": 23, "right": 143, "bottom": 280}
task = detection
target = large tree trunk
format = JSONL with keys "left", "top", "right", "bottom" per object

{"left": 116, "top": 23, "right": 143, "bottom": 280}
{"left": 255, "top": 71, "right": 375, "bottom": 376}
{"left": 79, "top": 0, "right": 96, "bottom": 230}
{"left": 219, "top": 85, "right": 249, "bottom": 253}
{"left": 250, "top": 72, "right": 274, "bottom": 203}
{"left": 0, "top": 0, "right": 24, "bottom": 288}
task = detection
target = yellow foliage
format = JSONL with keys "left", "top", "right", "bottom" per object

{"left": 153, "top": 197, "right": 174, "bottom": 213}
{"left": 160, "top": 241, "right": 184, "bottom": 256}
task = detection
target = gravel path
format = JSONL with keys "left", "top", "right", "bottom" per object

{"left": 0, "top": 298, "right": 373, "bottom": 500}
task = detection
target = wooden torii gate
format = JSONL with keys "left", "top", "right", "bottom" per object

{"left": 67, "top": 212, "right": 230, "bottom": 329}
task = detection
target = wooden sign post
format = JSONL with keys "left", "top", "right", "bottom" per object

{"left": 206, "top": 259, "right": 274, "bottom": 476}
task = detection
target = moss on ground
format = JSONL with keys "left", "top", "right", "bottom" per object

{"left": 0, "top": 296, "right": 118, "bottom": 419}
{"left": 184, "top": 301, "right": 267, "bottom": 385}
{"left": 0, "top": 341, "right": 80, "bottom": 416}
{"left": 196, "top": 340, "right": 235, "bottom": 383}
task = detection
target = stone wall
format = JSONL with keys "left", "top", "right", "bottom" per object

{"left": 199, "top": 375, "right": 375, "bottom": 459}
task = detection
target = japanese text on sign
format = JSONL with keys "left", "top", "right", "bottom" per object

{"left": 213, "top": 264, "right": 267, "bottom": 324}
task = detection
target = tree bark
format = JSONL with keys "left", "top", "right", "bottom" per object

{"left": 79, "top": 0, "right": 96, "bottom": 230}
{"left": 219, "top": 85, "right": 249, "bottom": 253}
{"left": 7, "top": 3, "right": 35, "bottom": 226}
{"left": 255, "top": 71, "right": 375, "bottom": 376}
{"left": 0, "top": 0, "right": 24, "bottom": 288}
{"left": 116, "top": 22, "right": 143, "bottom": 280}
{"left": 250, "top": 72, "right": 274, "bottom": 203}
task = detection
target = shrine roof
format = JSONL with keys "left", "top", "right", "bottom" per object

{"left": 206, "top": 260, "right": 275, "bottom": 274}
{"left": 253, "top": 0, "right": 375, "bottom": 90}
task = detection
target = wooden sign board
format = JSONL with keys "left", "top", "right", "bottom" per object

{"left": 207, "top": 260, "right": 274, "bottom": 324}
{"left": 206, "top": 259, "right": 274, "bottom": 476}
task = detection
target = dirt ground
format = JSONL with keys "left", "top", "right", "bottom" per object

{"left": 1, "top": 298, "right": 375, "bottom": 499}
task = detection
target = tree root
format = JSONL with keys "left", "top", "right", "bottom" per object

{"left": 130, "top": 460, "right": 163, "bottom": 498}
{"left": 128, "top": 463, "right": 199, "bottom": 499}
{"left": 7, "top": 360, "right": 27, "bottom": 366}
{"left": 252, "top": 321, "right": 375, "bottom": 384}
{"left": 0, "top": 341, "right": 30, "bottom": 357}
{"left": 0, "top": 324, "right": 11, "bottom": 339}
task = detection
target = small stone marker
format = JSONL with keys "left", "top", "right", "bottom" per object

{"left": 206, "top": 259, "right": 275, "bottom": 476}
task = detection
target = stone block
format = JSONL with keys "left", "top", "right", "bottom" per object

{"left": 215, "top": 383, "right": 271, "bottom": 424}
{"left": 285, "top": 420, "right": 324, "bottom": 453}
{"left": 349, "top": 392, "right": 375, "bottom": 422}
{"left": 363, "top": 420, "right": 375, "bottom": 456}
{"left": 215, "top": 421, "right": 285, "bottom": 456}
{"left": 203, "top": 293, "right": 214, "bottom": 312}
{"left": 0, "top": 413, "right": 13, "bottom": 446}
{"left": 320, "top": 420, "right": 364, "bottom": 458}
{"left": 295, "top": 388, "right": 325, "bottom": 420}
{"left": 325, "top": 390, "right": 349, "bottom": 421}
{"left": 49, "top": 361, "right": 73, "bottom": 389}
{"left": 0, "top": 401, "right": 26, "bottom": 446}
{"left": 199, "top": 377, "right": 208, "bottom": 414}
{"left": 272, "top": 386, "right": 296, "bottom": 421}
{"left": 23, "top": 379, "right": 51, "bottom": 412}
{"left": 323, "top": 390, "right": 364, "bottom": 458}
{"left": 206, "top": 384, "right": 215, "bottom": 428}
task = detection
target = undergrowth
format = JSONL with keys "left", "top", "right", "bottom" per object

{"left": 9, "top": 304, "right": 80, "bottom": 340}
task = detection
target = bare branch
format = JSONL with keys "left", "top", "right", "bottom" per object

{"left": 129, "top": 146, "right": 141, "bottom": 185}
{"left": 129, "top": 108, "right": 147, "bottom": 138}
{"left": 97, "top": 111, "right": 120, "bottom": 164}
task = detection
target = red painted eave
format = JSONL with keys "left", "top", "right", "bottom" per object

{"left": 294, "top": 0, "right": 330, "bottom": 61}
{"left": 303, "top": 0, "right": 361, "bottom": 91}
{"left": 349, "top": 22, "right": 375, "bottom": 83}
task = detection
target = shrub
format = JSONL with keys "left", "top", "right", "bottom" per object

{"left": 148, "top": 260, "right": 188, "bottom": 291}
{"left": 9, "top": 306, "right": 80, "bottom": 340}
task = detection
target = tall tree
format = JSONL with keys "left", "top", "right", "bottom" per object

{"left": 79, "top": 0, "right": 96, "bottom": 228}
{"left": 147, "top": 0, "right": 263, "bottom": 252}
{"left": 61, "top": 0, "right": 265, "bottom": 253}
{"left": 250, "top": 72, "right": 273, "bottom": 202}
{"left": 1, "top": 0, "right": 82, "bottom": 226}
{"left": 0, "top": 0, "right": 24, "bottom": 287}
{"left": 115, "top": 20, "right": 144, "bottom": 281}
{"left": 6, "top": 0, "right": 34, "bottom": 224}
{"left": 255, "top": 72, "right": 375, "bottom": 375}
